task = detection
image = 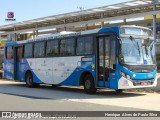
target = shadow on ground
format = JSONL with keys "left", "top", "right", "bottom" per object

{"left": 0, "top": 79, "right": 146, "bottom": 100}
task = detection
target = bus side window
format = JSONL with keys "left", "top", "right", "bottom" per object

{"left": 46, "top": 40, "right": 59, "bottom": 57}
{"left": 84, "top": 36, "right": 93, "bottom": 54}
{"left": 76, "top": 36, "right": 93, "bottom": 55}
{"left": 110, "top": 35, "right": 116, "bottom": 71}
{"left": 6, "top": 46, "right": 13, "bottom": 59}
{"left": 17, "top": 46, "right": 23, "bottom": 61}
{"left": 34, "top": 42, "right": 45, "bottom": 58}
{"left": 66, "top": 38, "right": 74, "bottom": 56}
{"left": 76, "top": 37, "right": 84, "bottom": 55}
{"left": 60, "top": 39, "right": 66, "bottom": 56}
{"left": 24, "top": 44, "right": 33, "bottom": 58}
{"left": 60, "top": 38, "right": 74, "bottom": 56}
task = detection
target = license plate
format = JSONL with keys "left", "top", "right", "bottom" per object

{"left": 141, "top": 82, "right": 148, "bottom": 85}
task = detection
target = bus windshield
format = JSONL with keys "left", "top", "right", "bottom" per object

{"left": 119, "top": 37, "right": 156, "bottom": 65}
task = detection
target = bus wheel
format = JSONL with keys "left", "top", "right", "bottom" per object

{"left": 52, "top": 84, "right": 58, "bottom": 87}
{"left": 84, "top": 75, "right": 96, "bottom": 94}
{"left": 115, "top": 89, "right": 123, "bottom": 93}
{"left": 25, "top": 72, "right": 39, "bottom": 88}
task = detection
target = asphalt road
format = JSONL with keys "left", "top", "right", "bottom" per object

{"left": 0, "top": 79, "right": 160, "bottom": 120}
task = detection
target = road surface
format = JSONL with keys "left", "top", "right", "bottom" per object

{"left": 0, "top": 79, "right": 160, "bottom": 120}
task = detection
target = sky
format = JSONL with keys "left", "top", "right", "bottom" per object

{"left": 0, "top": 0, "right": 131, "bottom": 26}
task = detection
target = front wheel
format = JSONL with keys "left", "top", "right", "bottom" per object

{"left": 84, "top": 75, "right": 96, "bottom": 94}
{"left": 115, "top": 89, "right": 123, "bottom": 93}
{"left": 25, "top": 72, "right": 39, "bottom": 88}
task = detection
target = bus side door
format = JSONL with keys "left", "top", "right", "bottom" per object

{"left": 97, "top": 34, "right": 116, "bottom": 87}
{"left": 4, "top": 46, "right": 14, "bottom": 79}
{"left": 14, "top": 46, "right": 23, "bottom": 80}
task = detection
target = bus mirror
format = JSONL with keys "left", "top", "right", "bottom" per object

{"left": 113, "top": 64, "right": 116, "bottom": 70}
{"left": 142, "top": 38, "right": 149, "bottom": 46}
{"left": 118, "top": 38, "right": 122, "bottom": 44}
{"left": 119, "top": 55, "right": 124, "bottom": 63}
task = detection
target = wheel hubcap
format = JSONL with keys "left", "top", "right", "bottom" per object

{"left": 27, "top": 75, "right": 32, "bottom": 85}
{"left": 85, "top": 80, "right": 91, "bottom": 89}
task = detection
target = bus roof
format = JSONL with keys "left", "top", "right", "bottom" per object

{"left": 5, "top": 25, "right": 151, "bottom": 46}
{"left": 5, "top": 26, "right": 120, "bottom": 46}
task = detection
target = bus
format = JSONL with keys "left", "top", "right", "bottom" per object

{"left": 4, "top": 25, "right": 157, "bottom": 94}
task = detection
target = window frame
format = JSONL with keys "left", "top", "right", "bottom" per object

{"left": 33, "top": 41, "right": 45, "bottom": 58}
{"left": 96, "top": 32, "right": 118, "bottom": 69}
{"left": 24, "top": 43, "right": 33, "bottom": 58}
{"left": 46, "top": 39, "right": 59, "bottom": 57}
{"left": 76, "top": 35, "right": 94, "bottom": 56}
{"left": 16, "top": 45, "right": 24, "bottom": 61}
{"left": 60, "top": 38, "right": 75, "bottom": 56}
{"left": 6, "top": 46, "right": 14, "bottom": 60}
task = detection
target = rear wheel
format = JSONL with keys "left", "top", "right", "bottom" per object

{"left": 0, "top": 73, "right": 2, "bottom": 79}
{"left": 52, "top": 84, "right": 58, "bottom": 87}
{"left": 84, "top": 75, "right": 96, "bottom": 94}
{"left": 25, "top": 72, "right": 39, "bottom": 88}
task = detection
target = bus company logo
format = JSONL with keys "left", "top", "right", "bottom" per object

{"left": 2, "top": 112, "right": 12, "bottom": 118}
{"left": 5, "top": 12, "right": 16, "bottom": 21}
{"left": 8, "top": 12, "right": 14, "bottom": 18}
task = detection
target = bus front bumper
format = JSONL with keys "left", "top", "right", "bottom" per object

{"left": 118, "top": 76, "right": 157, "bottom": 89}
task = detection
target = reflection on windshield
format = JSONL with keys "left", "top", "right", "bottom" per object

{"left": 120, "top": 38, "right": 155, "bottom": 65}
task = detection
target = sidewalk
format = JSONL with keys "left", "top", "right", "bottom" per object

{"left": 155, "top": 75, "right": 160, "bottom": 92}
{"left": 143, "top": 74, "right": 160, "bottom": 92}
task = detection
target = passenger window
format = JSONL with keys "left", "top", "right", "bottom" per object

{"left": 60, "top": 40, "right": 66, "bottom": 56}
{"left": 76, "top": 36, "right": 93, "bottom": 55}
{"left": 17, "top": 46, "right": 23, "bottom": 61}
{"left": 46, "top": 40, "right": 59, "bottom": 56}
{"left": 34, "top": 42, "right": 45, "bottom": 57}
{"left": 76, "top": 38, "right": 83, "bottom": 55}
{"left": 84, "top": 37, "right": 93, "bottom": 54}
{"left": 24, "top": 44, "right": 33, "bottom": 58}
{"left": 110, "top": 35, "right": 116, "bottom": 71}
{"left": 66, "top": 39, "right": 74, "bottom": 55}
{"left": 60, "top": 38, "right": 74, "bottom": 56}
{"left": 6, "top": 47, "right": 13, "bottom": 59}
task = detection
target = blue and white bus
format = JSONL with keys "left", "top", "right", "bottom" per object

{"left": 4, "top": 25, "right": 157, "bottom": 94}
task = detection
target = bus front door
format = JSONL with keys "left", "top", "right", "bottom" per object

{"left": 14, "top": 46, "right": 23, "bottom": 80}
{"left": 97, "top": 35, "right": 116, "bottom": 87}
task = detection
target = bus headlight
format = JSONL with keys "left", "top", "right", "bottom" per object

{"left": 120, "top": 71, "right": 131, "bottom": 80}
{"left": 126, "top": 75, "right": 131, "bottom": 80}
{"left": 120, "top": 71, "right": 125, "bottom": 77}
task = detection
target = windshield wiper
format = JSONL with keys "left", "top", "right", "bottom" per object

{"left": 136, "top": 42, "right": 141, "bottom": 56}
{"left": 145, "top": 46, "right": 149, "bottom": 56}
{"left": 129, "top": 36, "right": 141, "bottom": 56}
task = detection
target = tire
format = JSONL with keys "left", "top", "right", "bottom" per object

{"left": 115, "top": 89, "right": 123, "bottom": 93}
{"left": 52, "top": 84, "right": 58, "bottom": 87}
{"left": 25, "top": 72, "right": 39, "bottom": 88}
{"left": 0, "top": 74, "right": 2, "bottom": 79}
{"left": 84, "top": 74, "right": 96, "bottom": 94}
